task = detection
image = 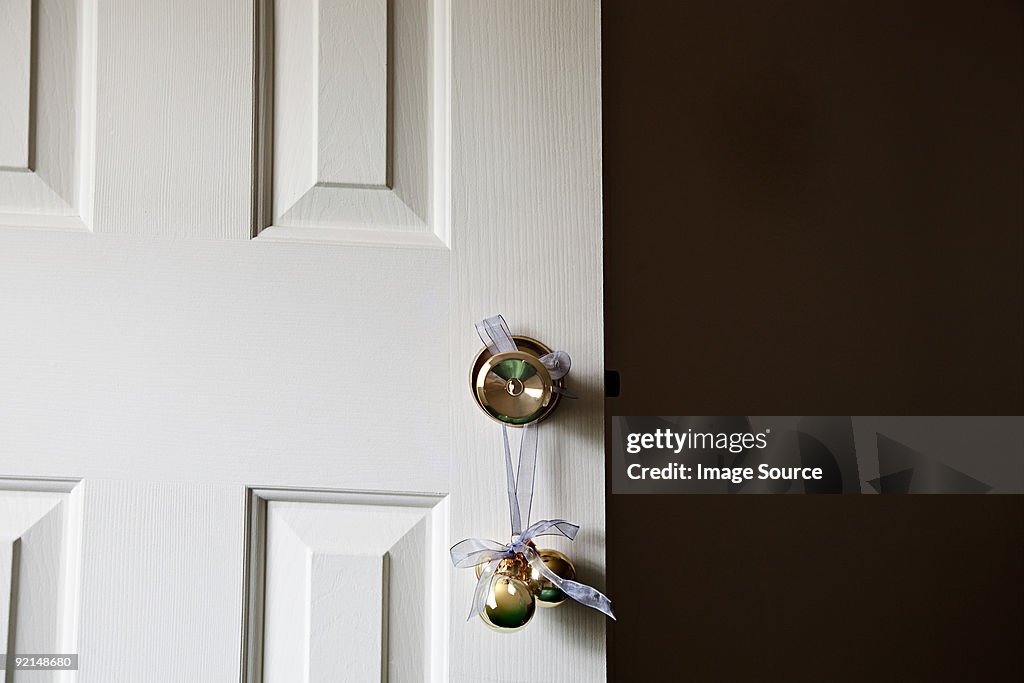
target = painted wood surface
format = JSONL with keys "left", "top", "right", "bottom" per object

{"left": 0, "top": 0, "right": 603, "bottom": 680}
{"left": 92, "top": 0, "right": 250, "bottom": 238}
{"left": 448, "top": 2, "right": 605, "bottom": 680}
{"left": 317, "top": 0, "right": 389, "bottom": 186}
{"left": 0, "top": 0, "right": 32, "bottom": 169}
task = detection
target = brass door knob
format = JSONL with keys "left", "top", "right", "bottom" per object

{"left": 470, "top": 336, "right": 563, "bottom": 426}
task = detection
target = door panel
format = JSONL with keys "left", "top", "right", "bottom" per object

{"left": 0, "top": 0, "right": 31, "bottom": 169}
{"left": 0, "top": 0, "right": 93, "bottom": 230}
{"left": 261, "top": 0, "right": 445, "bottom": 245}
{"left": 0, "top": 481, "right": 82, "bottom": 676}
{"left": 251, "top": 492, "right": 446, "bottom": 682}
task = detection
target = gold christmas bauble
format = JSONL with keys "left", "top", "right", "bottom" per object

{"left": 530, "top": 549, "right": 576, "bottom": 607}
{"left": 480, "top": 575, "right": 536, "bottom": 632}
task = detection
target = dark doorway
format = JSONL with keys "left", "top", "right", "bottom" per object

{"left": 603, "top": 1, "right": 1024, "bottom": 680}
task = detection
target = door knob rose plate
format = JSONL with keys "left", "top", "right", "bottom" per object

{"left": 470, "top": 335, "right": 563, "bottom": 426}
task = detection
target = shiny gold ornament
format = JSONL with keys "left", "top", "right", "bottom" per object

{"left": 480, "top": 575, "right": 536, "bottom": 632}
{"left": 475, "top": 550, "right": 537, "bottom": 631}
{"left": 530, "top": 549, "right": 576, "bottom": 606}
{"left": 470, "top": 336, "right": 563, "bottom": 426}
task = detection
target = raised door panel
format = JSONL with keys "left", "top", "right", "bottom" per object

{"left": 0, "top": 480, "right": 82, "bottom": 674}
{"left": 0, "top": 0, "right": 32, "bottom": 169}
{"left": 307, "top": 554, "right": 387, "bottom": 682}
{"left": 247, "top": 491, "right": 447, "bottom": 682}
{"left": 258, "top": 0, "right": 446, "bottom": 246}
{"left": 0, "top": 0, "right": 95, "bottom": 231}
{"left": 316, "top": 0, "right": 389, "bottom": 187}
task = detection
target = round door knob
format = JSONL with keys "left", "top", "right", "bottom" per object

{"left": 470, "top": 336, "right": 563, "bottom": 426}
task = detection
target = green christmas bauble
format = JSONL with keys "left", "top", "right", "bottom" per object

{"left": 531, "top": 549, "right": 576, "bottom": 607}
{"left": 480, "top": 575, "right": 536, "bottom": 632}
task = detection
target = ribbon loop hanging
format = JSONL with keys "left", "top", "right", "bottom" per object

{"left": 474, "top": 315, "right": 516, "bottom": 355}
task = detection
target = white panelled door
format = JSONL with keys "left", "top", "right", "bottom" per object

{"left": 0, "top": 0, "right": 604, "bottom": 681}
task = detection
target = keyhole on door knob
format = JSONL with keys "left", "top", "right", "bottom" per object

{"left": 505, "top": 378, "right": 525, "bottom": 396}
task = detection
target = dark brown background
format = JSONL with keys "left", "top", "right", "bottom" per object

{"left": 603, "top": 1, "right": 1024, "bottom": 680}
